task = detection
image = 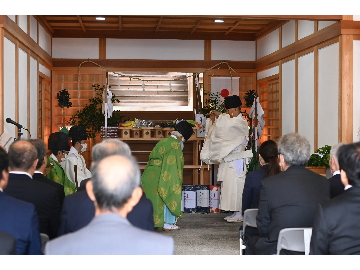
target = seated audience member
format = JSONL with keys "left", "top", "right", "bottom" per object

{"left": 58, "top": 139, "right": 154, "bottom": 236}
{"left": 0, "top": 231, "right": 16, "bottom": 255}
{"left": 62, "top": 126, "right": 91, "bottom": 188}
{"left": 45, "top": 155, "right": 174, "bottom": 255}
{"left": 0, "top": 147, "right": 42, "bottom": 255}
{"left": 246, "top": 133, "right": 330, "bottom": 255}
{"left": 4, "top": 140, "right": 61, "bottom": 240}
{"left": 310, "top": 142, "right": 360, "bottom": 255}
{"left": 241, "top": 139, "right": 280, "bottom": 238}
{"left": 46, "top": 132, "right": 76, "bottom": 195}
{"left": 29, "top": 139, "right": 65, "bottom": 208}
{"left": 328, "top": 143, "right": 345, "bottom": 198}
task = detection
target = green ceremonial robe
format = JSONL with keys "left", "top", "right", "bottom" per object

{"left": 141, "top": 137, "right": 184, "bottom": 228}
{"left": 46, "top": 156, "right": 77, "bottom": 196}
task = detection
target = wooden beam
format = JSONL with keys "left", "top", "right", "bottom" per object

{"left": 155, "top": 16, "right": 163, "bottom": 33}
{"left": 119, "top": 16, "right": 122, "bottom": 32}
{"left": 339, "top": 34, "right": 353, "bottom": 143}
{"left": 33, "top": 15, "right": 54, "bottom": 34}
{"left": 256, "top": 20, "right": 289, "bottom": 40}
{"left": 51, "top": 29, "right": 256, "bottom": 41}
{"left": 191, "top": 19, "right": 202, "bottom": 34}
{"left": 2, "top": 16, "right": 52, "bottom": 68}
{"left": 52, "top": 59, "right": 256, "bottom": 71}
{"left": 256, "top": 22, "right": 341, "bottom": 70}
{"left": 77, "top": 15, "right": 86, "bottom": 33}
{"left": 225, "top": 20, "right": 241, "bottom": 35}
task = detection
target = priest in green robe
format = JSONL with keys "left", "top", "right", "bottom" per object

{"left": 141, "top": 121, "right": 193, "bottom": 231}
{"left": 46, "top": 132, "right": 77, "bottom": 195}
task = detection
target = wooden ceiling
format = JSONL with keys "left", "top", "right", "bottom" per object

{"left": 35, "top": 15, "right": 342, "bottom": 41}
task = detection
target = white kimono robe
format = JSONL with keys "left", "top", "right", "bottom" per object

{"left": 62, "top": 146, "right": 91, "bottom": 188}
{"left": 200, "top": 113, "right": 253, "bottom": 211}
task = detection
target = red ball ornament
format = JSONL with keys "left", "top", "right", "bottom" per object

{"left": 220, "top": 89, "right": 229, "bottom": 97}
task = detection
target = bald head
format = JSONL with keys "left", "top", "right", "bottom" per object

{"left": 92, "top": 139, "right": 131, "bottom": 162}
{"left": 8, "top": 140, "right": 38, "bottom": 171}
{"left": 90, "top": 155, "right": 140, "bottom": 211}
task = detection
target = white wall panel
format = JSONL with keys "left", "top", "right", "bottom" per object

{"left": 18, "top": 15, "right": 27, "bottom": 33}
{"left": 212, "top": 40, "right": 255, "bottom": 61}
{"left": 318, "top": 21, "right": 336, "bottom": 31}
{"left": 257, "top": 66, "right": 279, "bottom": 80}
{"left": 298, "top": 52, "right": 315, "bottom": 153}
{"left": 52, "top": 38, "right": 99, "bottom": 59}
{"left": 7, "top": 15, "right": 15, "bottom": 22}
{"left": 39, "top": 64, "right": 51, "bottom": 78}
{"left": 318, "top": 42, "right": 339, "bottom": 147}
{"left": 298, "top": 20, "right": 314, "bottom": 40}
{"left": 18, "top": 49, "right": 28, "bottom": 132}
{"left": 282, "top": 20, "right": 295, "bottom": 48}
{"left": 3, "top": 38, "right": 16, "bottom": 138}
{"left": 38, "top": 24, "right": 51, "bottom": 55}
{"left": 107, "top": 39, "right": 204, "bottom": 60}
{"left": 281, "top": 60, "right": 296, "bottom": 135}
{"left": 353, "top": 15, "right": 360, "bottom": 21}
{"left": 257, "top": 29, "right": 279, "bottom": 59}
{"left": 353, "top": 40, "right": 360, "bottom": 141}
{"left": 30, "top": 57, "right": 38, "bottom": 139}
{"left": 30, "top": 16, "right": 38, "bottom": 42}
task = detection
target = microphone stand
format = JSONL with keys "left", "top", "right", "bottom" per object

{"left": 14, "top": 126, "right": 23, "bottom": 141}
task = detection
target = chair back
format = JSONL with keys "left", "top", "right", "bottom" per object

{"left": 243, "top": 209, "right": 258, "bottom": 232}
{"left": 276, "top": 228, "right": 312, "bottom": 255}
{"left": 40, "top": 233, "right": 49, "bottom": 253}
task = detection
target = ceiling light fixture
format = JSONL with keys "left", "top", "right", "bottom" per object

{"left": 214, "top": 19, "right": 224, "bottom": 23}
{"left": 96, "top": 17, "right": 105, "bottom": 20}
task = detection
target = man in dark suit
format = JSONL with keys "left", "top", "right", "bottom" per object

{"left": 45, "top": 155, "right": 173, "bottom": 255}
{"left": 4, "top": 140, "right": 61, "bottom": 240}
{"left": 310, "top": 142, "right": 360, "bottom": 254}
{"left": 0, "top": 147, "right": 42, "bottom": 255}
{"left": 29, "top": 139, "right": 65, "bottom": 208}
{"left": 246, "top": 133, "right": 330, "bottom": 255}
{"left": 58, "top": 139, "right": 154, "bottom": 236}
{"left": 328, "top": 143, "right": 345, "bottom": 198}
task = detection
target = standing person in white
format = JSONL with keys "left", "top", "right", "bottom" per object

{"left": 45, "top": 154, "right": 174, "bottom": 255}
{"left": 62, "top": 126, "right": 91, "bottom": 188}
{"left": 200, "top": 95, "right": 252, "bottom": 222}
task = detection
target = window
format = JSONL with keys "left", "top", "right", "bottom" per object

{"left": 108, "top": 71, "right": 194, "bottom": 111}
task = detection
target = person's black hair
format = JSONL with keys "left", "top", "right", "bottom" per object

{"left": 0, "top": 147, "right": 9, "bottom": 175}
{"left": 259, "top": 139, "right": 280, "bottom": 177}
{"left": 337, "top": 142, "right": 360, "bottom": 187}
{"left": 48, "top": 132, "right": 70, "bottom": 155}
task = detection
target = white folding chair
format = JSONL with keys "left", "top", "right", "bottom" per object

{"left": 239, "top": 209, "right": 258, "bottom": 255}
{"left": 40, "top": 233, "right": 49, "bottom": 253}
{"left": 276, "top": 227, "right": 312, "bottom": 255}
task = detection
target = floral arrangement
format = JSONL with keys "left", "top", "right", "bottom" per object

{"left": 200, "top": 89, "right": 229, "bottom": 117}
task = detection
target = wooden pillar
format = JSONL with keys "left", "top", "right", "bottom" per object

{"left": 0, "top": 27, "right": 4, "bottom": 134}
{"left": 339, "top": 34, "right": 353, "bottom": 143}
{"left": 99, "top": 38, "right": 106, "bottom": 60}
{"left": 204, "top": 40, "right": 211, "bottom": 61}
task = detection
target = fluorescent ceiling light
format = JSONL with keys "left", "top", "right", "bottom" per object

{"left": 96, "top": 17, "right": 105, "bottom": 20}
{"left": 214, "top": 19, "right": 224, "bottom": 23}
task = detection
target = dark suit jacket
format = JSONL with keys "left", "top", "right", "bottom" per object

{"left": 254, "top": 166, "right": 330, "bottom": 255}
{"left": 242, "top": 165, "right": 269, "bottom": 214}
{"left": 33, "top": 172, "right": 65, "bottom": 209}
{"left": 77, "top": 177, "right": 90, "bottom": 192}
{"left": 328, "top": 174, "right": 344, "bottom": 198}
{"left": 310, "top": 186, "right": 360, "bottom": 254}
{"left": 58, "top": 190, "right": 154, "bottom": 236}
{"left": 0, "top": 230, "right": 16, "bottom": 255}
{"left": 0, "top": 192, "right": 42, "bottom": 255}
{"left": 4, "top": 173, "right": 61, "bottom": 240}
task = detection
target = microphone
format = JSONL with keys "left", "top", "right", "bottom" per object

{"left": 6, "top": 118, "right": 23, "bottom": 129}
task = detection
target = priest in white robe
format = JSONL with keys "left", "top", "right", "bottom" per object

{"left": 200, "top": 95, "right": 252, "bottom": 222}
{"left": 62, "top": 125, "right": 91, "bottom": 188}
